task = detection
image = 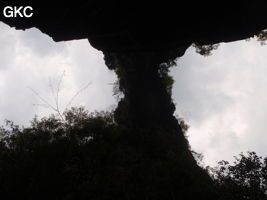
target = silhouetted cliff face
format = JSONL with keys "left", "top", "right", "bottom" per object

{"left": 1, "top": 0, "right": 267, "bottom": 53}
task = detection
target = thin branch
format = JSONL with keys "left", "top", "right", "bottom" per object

{"left": 64, "top": 81, "right": 92, "bottom": 111}
{"left": 49, "top": 77, "right": 57, "bottom": 109}
{"left": 28, "top": 86, "right": 56, "bottom": 111}
{"left": 56, "top": 71, "right": 66, "bottom": 113}
{"left": 28, "top": 86, "right": 65, "bottom": 121}
{"left": 32, "top": 104, "right": 55, "bottom": 110}
{"left": 28, "top": 71, "right": 91, "bottom": 122}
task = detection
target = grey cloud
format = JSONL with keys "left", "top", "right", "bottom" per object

{"left": 171, "top": 50, "right": 235, "bottom": 126}
{"left": 172, "top": 40, "right": 267, "bottom": 166}
{"left": 17, "top": 27, "right": 68, "bottom": 58}
{"left": 0, "top": 24, "right": 17, "bottom": 70}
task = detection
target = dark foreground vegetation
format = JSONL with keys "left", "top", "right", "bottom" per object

{"left": 0, "top": 107, "right": 215, "bottom": 200}
{"left": 208, "top": 151, "right": 267, "bottom": 200}
{"left": 0, "top": 107, "right": 266, "bottom": 200}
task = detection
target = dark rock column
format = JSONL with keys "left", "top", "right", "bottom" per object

{"left": 105, "top": 52, "right": 188, "bottom": 146}
{"left": 106, "top": 51, "right": 196, "bottom": 150}
{"left": 104, "top": 52, "right": 218, "bottom": 200}
{"left": 111, "top": 53, "right": 174, "bottom": 125}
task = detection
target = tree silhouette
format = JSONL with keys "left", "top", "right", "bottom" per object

{"left": 208, "top": 151, "right": 267, "bottom": 200}
{"left": 0, "top": 107, "right": 217, "bottom": 200}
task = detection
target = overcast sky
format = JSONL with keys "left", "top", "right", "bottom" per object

{"left": 1, "top": 21, "right": 267, "bottom": 167}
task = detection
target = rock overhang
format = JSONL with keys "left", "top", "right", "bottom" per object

{"left": 0, "top": 0, "right": 267, "bottom": 54}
